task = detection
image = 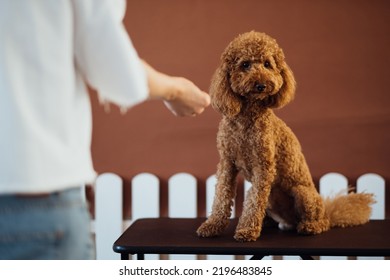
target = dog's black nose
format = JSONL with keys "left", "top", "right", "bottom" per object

{"left": 255, "top": 83, "right": 266, "bottom": 93}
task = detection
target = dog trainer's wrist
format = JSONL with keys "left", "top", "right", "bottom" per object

{"left": 141, "top": 60, "right": 179, "bottom": 102}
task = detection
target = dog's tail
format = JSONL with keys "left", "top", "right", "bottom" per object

{"left": 323, "top": 191, "right": 375, "bottom": 228}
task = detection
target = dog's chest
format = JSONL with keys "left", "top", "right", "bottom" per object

{"left": 223, "top": 120, "right": 263, "bottom": 178}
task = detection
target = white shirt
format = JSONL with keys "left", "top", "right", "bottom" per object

{"left": 0, "top": 0, "right": 149, "bottom": 194}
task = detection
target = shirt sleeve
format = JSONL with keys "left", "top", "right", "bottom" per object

{"left": 71, "top": 0, "right": 149, "bottom": 108}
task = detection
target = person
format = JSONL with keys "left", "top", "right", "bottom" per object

{"left": 0, "top": 0, "right": 210, "bottom": 259}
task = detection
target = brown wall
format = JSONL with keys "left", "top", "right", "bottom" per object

{"left": 90, "top": 0, "right": 390, "bottom": 215}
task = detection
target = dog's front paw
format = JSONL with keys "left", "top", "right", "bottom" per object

{"left": 234, "top": 228, "right": 260, "bottom": 242}
{"left": 196, "top": 218, "right": 229, "bottom": 238}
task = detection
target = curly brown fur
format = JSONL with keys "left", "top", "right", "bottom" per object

{"left": 196, "top": 31, "right": 374, "bottom": 242}
{"left": 324, "top": 192, "right": 375, "bottom": 228}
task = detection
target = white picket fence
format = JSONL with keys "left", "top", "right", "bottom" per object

{"left": 92, "top": 172, "right": 386, "bottom": 260}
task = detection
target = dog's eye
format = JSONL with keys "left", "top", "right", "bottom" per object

{"left": 241, "top": 61, "right": 251, "bottom": 70}
{"left": 264, "top": 60, "right": 272, "bottom": 69}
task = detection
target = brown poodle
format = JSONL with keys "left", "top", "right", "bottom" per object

{"left": 197, "top": 31, "right": 374, "bottom": 242}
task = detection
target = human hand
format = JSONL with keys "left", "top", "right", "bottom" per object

{"left": 142, "top": 61, "right": 210, "bottom": 117}
{"left": 163, "top": 77, "right": 210, "bottom": 117}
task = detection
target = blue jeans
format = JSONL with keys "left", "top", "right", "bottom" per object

{"left": 0, "top": 187, "right": 94, "bottom": 259}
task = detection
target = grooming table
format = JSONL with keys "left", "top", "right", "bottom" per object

{"left": 113, "top": 218, "right": 390, "bottom": 260}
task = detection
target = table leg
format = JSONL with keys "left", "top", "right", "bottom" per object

{"left": 137, "top": 253, "right": 145, "bottom": 260}
{"left": 121, "top": 253, "right": 129, "bottom": 260}
{"left": 300, "top": 255, "right": 314, "bottom": 260}
{"left": 249, "top": 255, "right": 266, "bottom": 260}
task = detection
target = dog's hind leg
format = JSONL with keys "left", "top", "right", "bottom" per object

{"left": 291, "top": 185, "right": 330, "bottom": 235}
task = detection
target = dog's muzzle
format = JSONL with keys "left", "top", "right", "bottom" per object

{"left": 255, "top": 83, "right": 266, "bottom": 93}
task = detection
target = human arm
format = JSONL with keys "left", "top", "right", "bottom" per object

{"left": 73, "top": 0, "right": 209, "bottom": 116}
{"left": 142, "top": 61, "right": 210, "bottom": 117}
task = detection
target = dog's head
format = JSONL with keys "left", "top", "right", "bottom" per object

{"left": 210, "top": 31, "right": 296, "bottom": 118}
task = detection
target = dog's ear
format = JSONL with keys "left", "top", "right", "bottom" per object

{"left": 210, "top": 64, "right": 242, "bottom": 117}
{"left": 272, "top": 61, "right": 296, "bottom": 109}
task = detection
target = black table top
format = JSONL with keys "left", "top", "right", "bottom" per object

{"left": 113, "top": 218, "right": 390, "bottom": 257}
